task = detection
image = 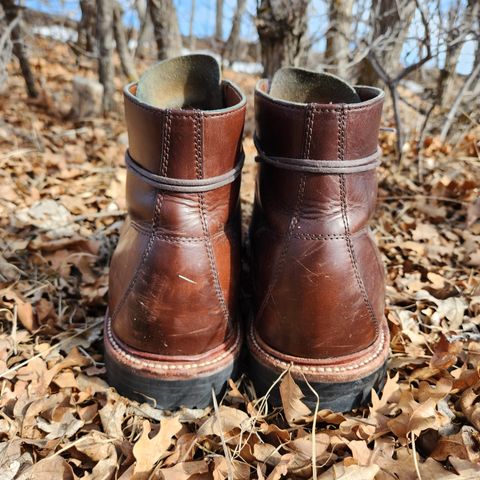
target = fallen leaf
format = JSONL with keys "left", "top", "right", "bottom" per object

{"left": 279, "top": 372, "right": 311, "bottom": 425}
{"left": 133, "top": 417, "right": 182, "bottom": 479}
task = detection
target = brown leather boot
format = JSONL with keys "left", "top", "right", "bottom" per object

{"left": 248, "top": 68, "right": 390, "bottom": 411}
{"left": 104, "top": 55, "right": 246, "bottom": 409}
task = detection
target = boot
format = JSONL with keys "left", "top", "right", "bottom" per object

{"left": 104, "top": 55, "right": 246, "bottom": 409}
{"left": 248, "top": 67, "right": 389, "bottom": 411}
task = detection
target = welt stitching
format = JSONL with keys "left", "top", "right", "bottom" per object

{"left": 292, "top": 227, "right": 369, "bottom": 240}
{"left": 303, "top": 103, "right": 315, "bottom": 159}
{"left": 131, "top": 216, "right": 239, "bottom": 242}
{"left": 248, "top": 324, "right": 387, "bottom": 373}
{"left": 161, "top": 109, "right": 171, "bottom": 176}
{"left": 110, "top": 192, "right": 164, "bottom": 322}
{"left": 293, "top": 232, "right": 346, "bottom": 240}
{"left": 107, "top": 318, "right": 241, "bottom": 371}
{"left": 255, "top": 106, "right": 313, "bottom": 322}
{"left": 129, "top": 225, "right": 230, "bottom": 244}
{"left": 338, "top": 105, "right": 378, "bottom": 330}
{"left": 194, "top": 112, "right": 230, "bottom": 322}
{"left": 194, "top": 112, "right": 203, "bottom": 178}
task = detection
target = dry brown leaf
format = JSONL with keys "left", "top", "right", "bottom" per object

{"left": 99, "top": 398, "right": 127, "bottom": 439}
{"left": 212, "top": 456, "right": 251, "bottom": 480}
{"left": 253, "top": 443, "right": 282, "bottom": 466}
{"left": 155, "top": 460, "right": 209, "bottom": 480}
{"left": 0, "top": 290, "right": 36, "bottom": 332}
{"left": 431, "top": 426, "right": 480, "bottom": 463}
{"left": 459, "top": 385, "right": 480, "bottom": 430}
{"left": 430, "top": 335, "right": 463, "bottom": 370}
{"left": 197, "top": 405, "right": 251, "bottom": 437}
{"left": 266, "top": 453, "right": 295, "bottom": 480}
{"left": 449, "top": 457, "right": 480, "bottom": 479}
{"left": 317, "top": 462, "right": 379, "bottom": 480}
{"left": 133, "top": 418, "right": 182, "bottom": 479}
{"left": 387, "top": 390, "right": 447, "bottom": 440}
{"left": 279, "top": 371, "right": 311, "bottom": 425}
{"left": 37, "top": 411, "right": 84, "bottom": 440}
{"left": 16, "top": 455, "right": 74, "bottom": 480}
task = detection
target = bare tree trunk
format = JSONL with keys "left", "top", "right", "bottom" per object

{"left": 189, "top": 0, "right": 196, "bottom": 50}
{"left": 437, "top": 0, "right": 478, "bottom": 107}
{"left": 223, "top": 0, "right": 247, "bottom": 65}
{"left": 1, "top": 0, "right": 38, "bottom": 98}
{"left": 148, "top": 0, "right": 182, "bottom": 60}
{"left": 78, "top": 0, "right": 96, "bottom": 53}
{"left": 97, "top": 0, "right": 115, "bottom": 112}
{"left": 113, "top": 2, "right": 137, "bottom": 81}
{"left": 325, "top": 0, "right": 354, "bottom": 79}
{"left": 357, "top": 0, "right": 415, "bottom": 86}
{"left": 256, "top": 0, "right": 310, "bottom": 79}
{"left": 135, "top": 0, "right": 153, "bottom": 59}
{"left": 215, "top": 0, "right": 224, "bottom": 42}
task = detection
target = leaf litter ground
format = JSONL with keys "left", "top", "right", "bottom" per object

{"left": 1, "top": 37, "right": 480, "bottom": 479}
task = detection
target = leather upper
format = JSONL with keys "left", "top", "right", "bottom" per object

{"left": 251, "top": 79, "right": 386, "bottom": 359}
{"left": 108, "top": 81, "right": 246, "bottom": 357}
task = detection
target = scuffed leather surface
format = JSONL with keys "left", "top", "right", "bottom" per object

{"left": 251, "top": 81, "right": 386, "bottom": 359}
{"left": 108, "top": 81, "right": 245, "bottom": 357}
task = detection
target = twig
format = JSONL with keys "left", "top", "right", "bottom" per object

{"left": 417, "top": 103, "right": 436, "bottom": 183}
{"left": 410, "top": 431, "right": 423, "bottom": 480}
{"left": 446, "top": 332, "right": 480, "bottom": 343}
{"left": 71, "top": 210, "right": 126, "bottom": 222}
{"left": 379, "top": 195, "right": 468, "bottom": 206}
{"left": 212, "top": 387, "right": 234, "bottom": 480}
{"left": 0, "top": 318, "right": 103, "bottom": 379}
{"left": 301, "top": 373, "right": 320, "bottom": 480}
{"left": 254, "top": 367, "right": 289, "bottom": 418}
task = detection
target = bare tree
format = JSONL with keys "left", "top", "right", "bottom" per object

{"left": 78, "top": 0, "right": 96, "bottom": 53}
{"left": 256, "top": 0, "right": 310, "bottom": 78}
{"left": 113, "top": 1, "right": 137, "bottom": 81}
{"left": 97, "top": 0, "right": 115, "bottom": 111}
{"left": 215, "top": 0, "right": 224, "bottom": 43}
{"left": 189, "top": 0, "right": 196, "bottom": 50}
{"left": 223, "top": 0, "right": 247, "bottom": 65}
{"left": 357, "top": 0, "right": 416, "bottom": 86}
{"left": 436, "top": 0, "right": 478, "bottom": 107}
{"left": 148, "top": 0, "right": 182, "bottom": 60}
{"left": 1, "top": 0, "right": 38, "bottom": 98}
{"left": 0, "top": 14, "right": 16, "bottom": 88}
{"left": 135, "top": 0, "right": 153, "bottom": 59}
{"left": 325, "top": 0, "right": 354, "bottom": 79}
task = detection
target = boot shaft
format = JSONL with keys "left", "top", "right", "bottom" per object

{"left": 254, "top": 78, "right": 383, "bottom": 236}
{"left": 108, "top": 56, "right": 246, "bottom": 358}
{"left": 251, "top": 69, "right": 386, "bottom": 360}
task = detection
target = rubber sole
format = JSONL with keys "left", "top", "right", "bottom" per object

{"left": 104, "top": 317, "right": 242, "bottom": 409}
{"left": 249, "top": 354, "right": 387, "bottom": 411}
{"left": 247, "top": 321, "right": 390, "bottom": 412}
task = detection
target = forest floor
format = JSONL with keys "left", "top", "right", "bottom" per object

{"left": 1, "top": 36, "right": 480, "bottom": 479}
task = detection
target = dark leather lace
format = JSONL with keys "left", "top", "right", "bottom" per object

{"left": 254, "top": 134, "right": 380, "bottom": 174}
{"left": 125, "top": 150, "right": 244, "bottom": 192}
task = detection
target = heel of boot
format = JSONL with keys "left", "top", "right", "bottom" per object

{"left": 248, "top": 354, "right": 387, "bottom": 411}
{"left": 104, "top": 317, "right": 242, "bottom": 409}
{"left": 247, "top": 321, "right": 389, "bottom": 412}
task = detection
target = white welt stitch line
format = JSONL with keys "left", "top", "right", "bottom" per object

{"left": 106, "top": 319, "right": 239, "bottom": 371}
{"left": 249, "top": 326, "right": 385, "bottom": 373}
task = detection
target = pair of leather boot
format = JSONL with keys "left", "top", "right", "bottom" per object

{"left": 104, "top": 54, "right": 390, "bottom": 411}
